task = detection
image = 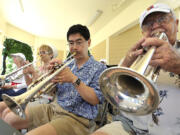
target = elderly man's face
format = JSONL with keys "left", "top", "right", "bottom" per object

{"left": 142, "top": 12, "right": 179, "bottom": 45}
{"left": 12, "top": 56, "right": 22, "bottom": 66}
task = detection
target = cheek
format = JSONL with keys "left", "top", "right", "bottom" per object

{"left": 170, "top": 24, "right": 175, "bottom": 34}
{"left": 40, "top": 55, "right": 44, "bottom": 58}
{"left": 142, "top": 31, "right": 150, "bottom": 37}
{"left": 69, "top": 47, "right": 73, "bottom": 51}
{"left": 49, "top": 55, "right": 53, "bottom": 59}
{"left": 46, "top": 55, "right": 50, "bottom": 59}
{"left": 41, "top": 55, "right": 48, "bottom": 59}
{"left": 14, "top": 59, "right": 17, "bottom": 63}
{"left": 69, "top": 48, "right": 74, "bottom": 53}
{"left": 166, "top": 24, "right": 176, "bottom": 41}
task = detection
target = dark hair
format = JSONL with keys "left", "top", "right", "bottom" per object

{"left": 67, "top": 24, "right": 90, "bottom": 41}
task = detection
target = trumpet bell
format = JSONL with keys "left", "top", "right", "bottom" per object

{"left": 99, "top": 32, "right": 168, "bottom": 115}
{"left": 2, "top": 94, "right": 26, "bottom": 119}
{"left": 99, "top": 67, "right": 159, "bottom": 115}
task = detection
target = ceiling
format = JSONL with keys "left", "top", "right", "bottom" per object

{"left": 0, "top": 0, "right": 131, "bottom": 39}
{"left": 1, "top": 0, "right": 180, "bottom": 40}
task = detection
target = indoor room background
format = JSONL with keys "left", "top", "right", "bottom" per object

{"left": 0, "top": 0, "right": 180, "bottom": 70}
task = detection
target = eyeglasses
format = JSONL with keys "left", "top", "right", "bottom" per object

{"left": 67, "top": 40, "right": 87, "bottom": 47}
{"left": 142, "top": 14, "right": 173, "bottom": 31}
{"left": 38, "top": 51, "right": 50, "bottom": 55}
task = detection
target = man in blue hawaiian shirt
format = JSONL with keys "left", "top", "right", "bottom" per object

{"left": 0, "top": 24, "right": 107, "bottom": 135}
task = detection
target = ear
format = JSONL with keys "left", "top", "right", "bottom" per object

{"left": 142, "top": 31, "right": 147, "bottom": 37}
{"left": 50, "top": 54, "right": 54, "bottom": 59}
{"left": 142, "top": 30, "right": 150, "bottom": 37}
{"left": 142, "top": 30, "right": 145, "bottom": 36}
{"left": 87, "top": 39, "right": 91, "bottom": 47}
{"left": 176, "top": 19, "right": 179, "bottom": 32}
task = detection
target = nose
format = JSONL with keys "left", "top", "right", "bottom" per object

{"left": 39, "top": 53, "right": 44, "bottom": 57}
{"left": 151, "top": 20, "right": 161, "bottom": 29}
{"left": 70, "top": 44, "right": 78, "bottom": 49}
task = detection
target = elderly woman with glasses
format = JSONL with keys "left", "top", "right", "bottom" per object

{"left": 21, "top": 44, "right": 59, "bottom": 103}
{"left": 23, "top": 44, "right": 58, "bottom": 85}
{"left": 37, "top": 44, "right": 58, "bottom": 74}
{"left": 0, "top": 45, "right": 58, "bottom": 117}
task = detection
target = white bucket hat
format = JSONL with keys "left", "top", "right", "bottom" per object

{"left": 139, "top": 3, "right": 174, "bottom": 28}
{"left": 11, "top": 53, "right": 26, "bottom": 61}
{"left": 49, "top": 45, "right": 58, "bottom": 58}
{"left": 39, "top": 44, "right": 58, "bottom": 58}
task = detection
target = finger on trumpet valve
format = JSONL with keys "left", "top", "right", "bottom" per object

{"left": 129, "top": 52, "right": 133, "bottom": 58}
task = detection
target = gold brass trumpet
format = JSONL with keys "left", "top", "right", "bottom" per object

{"left": 99, "top": 32, "right": 168, "bottom": 115}
{"left": 2, "top": 53, "right": 76, "bottom": 119}
{"left": 0, "top": 62, "right": 33, "bottom": 87}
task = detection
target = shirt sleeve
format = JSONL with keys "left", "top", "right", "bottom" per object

{"left": 12, "top": 71, "right": 27, "bottom": 89}
{"left": 16, "top": 83, "right": 27, "bottom": 89}
{"left": 89, "top": 64, "right": 107, "bottom": 104}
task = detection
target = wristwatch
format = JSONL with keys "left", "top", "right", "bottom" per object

{"left": 73, "top": 78, "right": 81, "bottom": 87}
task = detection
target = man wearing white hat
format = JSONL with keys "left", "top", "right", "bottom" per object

{"left": 92, "top": 3, "right": 180, "bottom": 135}
{"left": 0, "top": 53, "right": 27, "bottom": 101}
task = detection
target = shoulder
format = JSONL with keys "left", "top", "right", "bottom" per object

{"left": 89, "top": 56, "right": 107, "bottom": 70}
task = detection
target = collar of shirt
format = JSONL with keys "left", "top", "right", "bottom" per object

{"left": 70, "top": 55, "right": 94, "bottom": 71}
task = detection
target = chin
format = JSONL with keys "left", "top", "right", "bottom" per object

{"left": 74, "top": 55, "right": 79, "bottom": 59}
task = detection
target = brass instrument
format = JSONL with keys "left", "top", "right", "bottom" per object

{"left": 0, "top": 62, "right": 33, "bottom": 87}
{"left": 2, "top": 53, "right": 76, "bottom": 119}
{"left": 99, "top": 32, "right": 168, "bottom": 115}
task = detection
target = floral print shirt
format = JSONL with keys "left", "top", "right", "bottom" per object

{"left": 56, "top": 56, "right": 107, "bottom": 120}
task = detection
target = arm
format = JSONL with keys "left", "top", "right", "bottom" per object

{"left": 52, "top": 67, "right": 101, "bottom": 105}
{"left": 72, "top": 75, "right": 100, "bottom": 105}
{"left": 121, "top": 38, "right": 144, "bottom": 67}
{"left": 120, "top": 37, "right": 180, "bottom": 74}
{"left": 23, "top": 65, "right": 39, "bottom": 86}
{"left": 24, "top": 74, "right": 33, "bottom": 86}
{"left": 1, "top": 84, "right": 14, "bottom": 89}
{"left": 50, "top": 59, "right": 105, "bottom": 105}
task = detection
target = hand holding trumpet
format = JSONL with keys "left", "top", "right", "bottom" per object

{"left": 121, "top": 38, "right": 145, "bottom": 67}
{"left": 141, "top": 37, "right": 180, "bottom": 74}
{"left": 49, "top": 59, "right": 77, "bottom": 84}
{"left": 121, "top": 35, "right": 180, "bottom": 74}
{"left": 23, "top": 61, "right": 35, "bottom": 75}
{"left": 0, "top": 84, "right": 15, "bottom": 89}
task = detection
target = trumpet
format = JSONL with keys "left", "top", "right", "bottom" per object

{"left": 2, "top": 53, "right": 76, "bottom": 119}
{"left": 99, "top": 32, "right": 168, "bottom": 115}
{"left": 0, "top": 62, "right": 33, "bottom": 87}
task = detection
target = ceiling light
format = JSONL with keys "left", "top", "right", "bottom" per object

{"left": 87, "top": 10, "right": 103, "bottom": 26}
{"left": 112, "top": 0, "right": 126, "bottom": 11}
{"left": 19, "top": 0, "right": 24, "bottom": 12}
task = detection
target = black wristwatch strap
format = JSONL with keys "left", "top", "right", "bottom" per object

{"left": 73, "top": 78, "right": 81, "bottom": 87}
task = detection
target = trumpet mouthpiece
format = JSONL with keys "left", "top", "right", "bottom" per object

{"left": 72, "top": 52, "right": 76, "bottom": 55}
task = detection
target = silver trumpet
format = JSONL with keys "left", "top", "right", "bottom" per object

{"left": 2, "top": 53, "right": 76, "bottom": 119}
{"left": 0, "top": 62, "right": 33, "bottom": 87}
{"left": 99, "top": 32, "right": 168, "bottom": 115}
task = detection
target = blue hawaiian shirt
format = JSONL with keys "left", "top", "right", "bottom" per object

{"left": 56, "top": 56, "right": 107, "bottom": 120}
